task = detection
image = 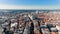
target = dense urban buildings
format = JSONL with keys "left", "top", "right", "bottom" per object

{"left": 0, "top": 10, "right": 60, "bottom": 34}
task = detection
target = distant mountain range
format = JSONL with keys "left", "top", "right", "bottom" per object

{"left": 0, "top": 9, "right": 60, "bottom": 16}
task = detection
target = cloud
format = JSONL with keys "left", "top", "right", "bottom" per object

{"left": 0, "top": 4, "right": 60, "bottom": 10}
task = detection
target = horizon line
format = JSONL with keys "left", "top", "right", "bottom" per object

{"left": 0, "top": 5, "right": 60, "bottom": 10}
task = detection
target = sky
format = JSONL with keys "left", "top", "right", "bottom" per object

{"left": 0, "top": 0, "right": 60, "bottom": 9}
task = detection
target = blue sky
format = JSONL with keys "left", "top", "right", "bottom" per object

{"left": 0, "top": 0, "right": 60, "bottom": 6}
{"left": 0, "top": 0, "right": 60, "bottom": 9}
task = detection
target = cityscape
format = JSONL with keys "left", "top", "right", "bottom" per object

{"left": 0, "top": 10, "right": 60, "bottom": 34}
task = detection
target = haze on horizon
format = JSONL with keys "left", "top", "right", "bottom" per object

{"left": 0, "top": 0, "right": 60, "bottom": 9}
